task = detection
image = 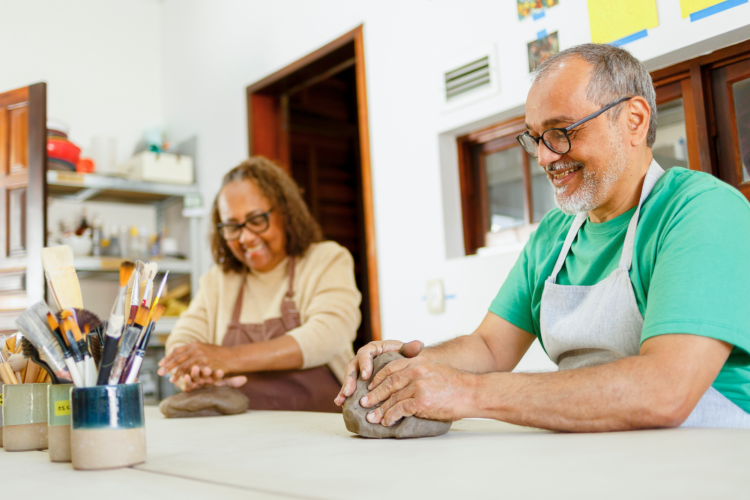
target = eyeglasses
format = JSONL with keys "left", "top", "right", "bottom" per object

{"left": 216, "top": 209, "right": 273, "bottom": 241}
{"left": 516, "top": 97, "right": 633, "bottom": 158}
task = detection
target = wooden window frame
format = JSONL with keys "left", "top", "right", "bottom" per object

{"left": 458, "top": 38, "right": 750, "bottom": 257}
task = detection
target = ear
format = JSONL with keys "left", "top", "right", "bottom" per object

{"left": 624, "top": 96, "right": 651, "bottom": 147}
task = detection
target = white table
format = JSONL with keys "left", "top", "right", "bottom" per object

{"left": 3, "top": 406, "right": 749, "bottom": 499}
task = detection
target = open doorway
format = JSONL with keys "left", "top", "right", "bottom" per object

{"left": 246, "top": 26, "right": 379, "bottom": 348}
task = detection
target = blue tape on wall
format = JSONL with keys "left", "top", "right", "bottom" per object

{"left": 610, "top": 29, "right": 648, "bottom": 47}
{"left": 537, "top": 29, "right": 547, "bottom": 40}
{"left": 690, "top": 0, "right": 748, "bottom": 22}
{"left": 532, "top": 10, "right": 546, "bottom": 20}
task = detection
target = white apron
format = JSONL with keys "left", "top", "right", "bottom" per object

{"left": 539, "top": 159, "right": 750, "bottom": 428}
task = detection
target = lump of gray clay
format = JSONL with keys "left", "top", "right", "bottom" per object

{"left": 159, "top": 386, "right": 249, "bottom": 418}
{"left": 343, "top": 352, "right": 451, "bottom": 438}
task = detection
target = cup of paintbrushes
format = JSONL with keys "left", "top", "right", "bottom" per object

{"left": 70, "top": 383, "right": 146, "bottom": 470}
{"left": 2, "top": 383, "right": 50, "bottom": 451}
{"left": 47, "top": 383, "right": 74, "bottom": 462}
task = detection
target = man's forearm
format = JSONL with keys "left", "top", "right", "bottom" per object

{"left": 421, "top": 334, "right": 500, "bottom": 374}
{"left": 468, "top": 356, "right": 687, "bottom": 431}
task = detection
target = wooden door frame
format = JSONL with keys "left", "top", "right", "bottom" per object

{"left": 246, "top": 25, "right": 381, "bottom": 341}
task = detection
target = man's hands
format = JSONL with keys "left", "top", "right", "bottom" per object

{"left": 334, "top": 339, "right": 425, "bottom": 406}
{"left": 158, "top": 342, "right": 247, "bottom": 392}
{"left": 360, "top": 361, "right": 475, "bottom": 426}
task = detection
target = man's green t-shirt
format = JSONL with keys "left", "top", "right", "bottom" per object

{"left": 490, "top": 167, "right": 750, "bottom": 412}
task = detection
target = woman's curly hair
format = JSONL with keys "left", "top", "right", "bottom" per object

{"left": 211, "top": 157, "right": 323, "bottom": 273}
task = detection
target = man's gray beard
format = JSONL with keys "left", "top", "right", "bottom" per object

{"left": 552, "top": 141, "right": 628, "bottom": 215}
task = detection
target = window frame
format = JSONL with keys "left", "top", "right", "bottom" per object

{"left": 457, "top": 39, "right": 750, "bottom": 257}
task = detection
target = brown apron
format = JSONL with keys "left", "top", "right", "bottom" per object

{"left": 222, "top": 257, "right": 342, "bottom": 413}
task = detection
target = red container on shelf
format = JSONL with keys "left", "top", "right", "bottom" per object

{"left": 47, "top": 137, "right": 81, "bottom": 166}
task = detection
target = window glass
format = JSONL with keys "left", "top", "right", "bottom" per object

{"left": 652, "top": 99, "right": 689, "bottom": 170}
{"left": 485, "top": 147, "right": 525, "bottom": 232}
{"left": 732, "top": 78, "right": 750, "bottom": 183}
{"left": 530, "top": 157, "right": 556, "bottom": 221}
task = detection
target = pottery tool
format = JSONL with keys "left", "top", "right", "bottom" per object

{"left": 124, "top": 304, "right": 165, "bottom": 384}
{"left": 107, "top": 325, "right": 140, "bottom": 385}
{"left": 41, "top": 245, "right": 83, "bottom": 310}
{"left": 97, "top": 261, "right": 134, "bottom": 385}
{"left": 0, "top": 350, "right": 18, "bottom": 384}
{"left": 46, "top": 311, "right": 83, "bottom": 387}
{"left": 19, "top": 337, "right": 64, "bottom": 384}
{"left": 23, "top": 360, "right": 40, "bottom": 384}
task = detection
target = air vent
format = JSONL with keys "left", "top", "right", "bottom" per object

{"left": 444, "top": 56, "right": 491, "bottom": 100}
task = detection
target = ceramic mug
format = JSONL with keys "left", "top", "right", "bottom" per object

{"left": 70, "top": 383, "right": 146, "bottom": 470}
{"left": 2, "top": 383, "right": 50, "bottom": 451}
{"left": 47, "top": 383, "right": 73, "bottom": 462}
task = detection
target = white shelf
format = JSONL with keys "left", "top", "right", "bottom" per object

{"left": 47, "top": 171, "right": 198, "bottom": 204}
{"left": 74, "top": 256, "right": 192, "bottom": 274}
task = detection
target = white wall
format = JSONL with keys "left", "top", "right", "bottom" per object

{"left": 159, "top": 0, "right": 750, "bottom": 371}
{"left": 0, "top": 0, "right": 164, "bottom": 166}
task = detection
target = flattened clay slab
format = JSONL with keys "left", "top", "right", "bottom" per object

{"left": 343, "top": 352, "right": 451, "bottom": 438}
{"left": 159, "top": 386, "right": 249, "bottom": 418}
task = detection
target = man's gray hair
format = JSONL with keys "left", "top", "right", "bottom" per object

{"left": 532, "top": 43, "right": 657, "bottom": 147}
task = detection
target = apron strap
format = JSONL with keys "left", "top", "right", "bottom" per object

{"left": 549, "top": 212, "right": 587, "bottom": 284}
{"left": 618, "top": 160, "right": 665, "bottom": 270}
{"left": 285, "top": 256, "right": 296, "bottom": 299}
{"left": 231, "top": 270, "right": 247, "bottom": 324}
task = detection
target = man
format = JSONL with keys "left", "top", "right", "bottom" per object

{"left": 334, "top": 43, "right": 750, "bottom": 431}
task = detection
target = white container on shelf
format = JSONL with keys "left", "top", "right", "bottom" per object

{"left": 117, "top": 151, "right": 194, "bottom": 185}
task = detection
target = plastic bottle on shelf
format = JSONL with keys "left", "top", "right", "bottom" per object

{"left": 91, "top": 215, "right": 104, "bottom": 257}
{"left": 75, "top": 207, "right": 91, "bottom": 236}
{"left": 119, "top": 225, "right": 129, "bottom": 259}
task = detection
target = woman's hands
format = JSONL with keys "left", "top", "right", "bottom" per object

{"left": 158, "top": 342, "right": 247, "bottom": 392}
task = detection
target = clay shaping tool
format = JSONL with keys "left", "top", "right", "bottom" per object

{"left": 41, "top": 245, "right": 83, "bottom": 310}
{"left": 17, "top": 303, "right": 73, "bottom": 384}
{"left": 123, "top": 304, "right": 165, "bottom": 384}
{"left": 8, "top": 353, "right": 25, "bottom": 384}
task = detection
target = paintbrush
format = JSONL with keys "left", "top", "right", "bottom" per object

{"left": 65, "top": 313, "right": 97, "bottom": 387}
{"left": 0, "top": 350, "right": 18, "bottom": 384}
{"left": 97, "top": 262, "right": 135, "bottom": 385}
{"left": 117, "top": 306, "right": 149, "bottom": 383}
{"left": 19, "top": 337, "right": 64, "bottom": 384}
{"left": 61, "top": 318, "right": 86, "bottom": 387}
{"left": 147, "top": 271, "right": 169, "bottom": 323}
{"left": 124, "top": 304, "right": 165, "bottom": 384}
{"left": 127, "top": 268, "right": 140, "bottom": 326}
{"left": 87, "top": 327, "right": 102, "bottom": 368}
{"left": 41, "top": 245, "right": 83, "bottom": 310}
{"left": 45, "top": 312, "right": 83, "bottom": 387}
{"left": 107, "top": 325, "right": 141, "bottom": 385}
{"left": 141, "top": 262, "right": 158, "bottom": 306}
{"left": 17, "top": 304, "right": 74, "bottom": 384}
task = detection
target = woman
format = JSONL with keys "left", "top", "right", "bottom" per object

{"left": 158, "top": 157, "right": 361, "bottom": 412}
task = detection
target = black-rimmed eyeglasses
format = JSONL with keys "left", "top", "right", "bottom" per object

{"left": 516, "top": 96, "right": 632, "bottom": 158}
{"left": 216, "top": 209, "right": 273, "bottom": 241}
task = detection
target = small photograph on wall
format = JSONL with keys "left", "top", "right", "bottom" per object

{"left": 527, "top": 31, "right": 559, "bottom": 72}
{"left": 517, "top": 0, "right": 560, "bottom": 20}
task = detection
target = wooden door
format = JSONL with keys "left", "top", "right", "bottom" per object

{"left": 0, "top": 83, "right": 47, "bottom": 332}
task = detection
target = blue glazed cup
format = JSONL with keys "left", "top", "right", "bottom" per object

{"left": 2, "top": 383, "right": 50, "bottom": 451}
{"left": 70, "top": 383, "right": 146, "bottom": 470}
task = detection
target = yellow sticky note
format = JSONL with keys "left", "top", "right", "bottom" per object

{"left": 588, "top": 0, "right": 659, "bottom": 44}
{"left": 0, "top": 393, "right": 3, "bottom": 406}
{"left": 679, "top": 0, "right": 726, "bottom": 17}
{"left": 55, "top": 400, "right": 71, "bottom": 416}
